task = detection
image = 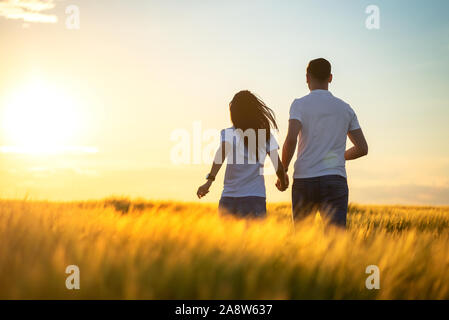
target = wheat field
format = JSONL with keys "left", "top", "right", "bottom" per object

{"left": 0, "top": 199, "right": 448, "bottom": 299}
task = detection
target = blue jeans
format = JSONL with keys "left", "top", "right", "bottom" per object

{"left": 219, "top": 196, "right": 267, "bottom": 218}
{"left": 292, "top": 175, "right": 349, "bottom": 227}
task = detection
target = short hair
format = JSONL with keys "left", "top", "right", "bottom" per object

{"left": 307, "top": 58, "right": 331, "bottom": 81}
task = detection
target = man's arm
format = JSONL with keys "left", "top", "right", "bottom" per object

{"left": 269, "top": 150, "right": 288, "bottom": 191}
{"left": 345, "top": 128, "right": 368, "bottom": 160}
{"left": 282, "top": 119, "right": 302, "bottom": 169}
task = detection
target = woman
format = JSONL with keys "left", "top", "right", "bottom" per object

{"left": 196, "top": 90, "right": 288, "bottom": 218}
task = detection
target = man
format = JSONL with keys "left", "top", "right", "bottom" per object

{"left": 276, "top": 58, "right": 368, "bottom": 227}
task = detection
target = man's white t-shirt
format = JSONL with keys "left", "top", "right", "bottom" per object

{"left": 220, "top": 127, "right": 279, "bottom": 198}
{"left": 289, "top": 90, "right": 360, "bottom": 179}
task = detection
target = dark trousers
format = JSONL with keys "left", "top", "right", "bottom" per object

{"left": 219, "top": 196, "right": 267, "bottom": 219}
{"left": 292, "top": 175, "right": 349, "bottom": 227}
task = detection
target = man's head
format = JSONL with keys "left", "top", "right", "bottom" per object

{"left": 306, "top": 58, "right": 332, "bottom": 90}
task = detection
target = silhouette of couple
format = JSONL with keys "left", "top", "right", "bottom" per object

{"left": 197, "top": 58, "right": 368, "bottom": 228}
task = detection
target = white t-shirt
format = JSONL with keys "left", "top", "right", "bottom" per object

{"left": 220, "top": 127, "right": 279, "bottom": 198}
{"left": 289, "top": 90, "right": 360, "bottom": 179}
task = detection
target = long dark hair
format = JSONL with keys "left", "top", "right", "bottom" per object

{"left": 229, "top": 90, "right": 278, "bottom": 161}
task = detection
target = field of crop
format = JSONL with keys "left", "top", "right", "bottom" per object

{"left": 0, "top": 199, "right": 448, "bottom": 299}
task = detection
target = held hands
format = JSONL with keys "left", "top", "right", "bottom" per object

{"left": 276, "top": 172, "right": 289, "bottom": 192}
{"left": 197, "top": 180, "right": 212, "bottom": 199}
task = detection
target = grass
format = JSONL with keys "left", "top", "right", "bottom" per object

{"left": 0, "top": 199, "right": 448, "bottom": 299}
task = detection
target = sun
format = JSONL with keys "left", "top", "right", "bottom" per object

{"left": 2, "top": 79, "right": 81, "bottom": 154}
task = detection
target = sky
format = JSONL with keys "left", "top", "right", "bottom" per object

{"left": 0, "top": 0, "right": 448, "bottom": 204}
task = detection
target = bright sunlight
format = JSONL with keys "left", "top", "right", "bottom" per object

{"left": 1, "top": 79, "right": 86, "bottom": 154}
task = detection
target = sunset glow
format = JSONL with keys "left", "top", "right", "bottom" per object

{"left": 0, "top": 0, "right": 448, "bottom": 203}
{"left": 2, "top": 79, "right": 83, "bottom": 154}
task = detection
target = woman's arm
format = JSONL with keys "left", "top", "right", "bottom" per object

{"left": 197, "top": 141, "right": 228, "bottom": 199}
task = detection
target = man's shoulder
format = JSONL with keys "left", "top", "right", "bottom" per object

{"left": 291, "top": 92, "right": 354, "bottom": 113}
{"left": 332, "top": 95, "right": 352, "bottom": 110}
{"left": 290, "top": 95, "right": 310, "bottom": 110}
{"left": 292, "top": 94, "right": 311, "bottom": 104}
{"left": 330, "top": 94, "right": 351, "bottom": 107}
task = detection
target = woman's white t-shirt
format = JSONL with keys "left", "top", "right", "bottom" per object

{"left": 220, "top": 127, "right": 279, "bottom": 198}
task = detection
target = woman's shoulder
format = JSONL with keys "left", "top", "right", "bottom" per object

{"left": 221, "top": 127, "right": 235, "bottom": 132}
{"left": 220, "top": 127, "right": 236, "bottom": 136}
{"left": 220, "top": 127, "right": 236, "bottom": 142}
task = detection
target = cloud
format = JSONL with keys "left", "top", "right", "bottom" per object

{"left": 0, "top": 0, "right": 58, "bottom": 23}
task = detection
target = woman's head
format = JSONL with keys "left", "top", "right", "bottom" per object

{"left": 229, "top": 90, "right": 278, "bottom": 136}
